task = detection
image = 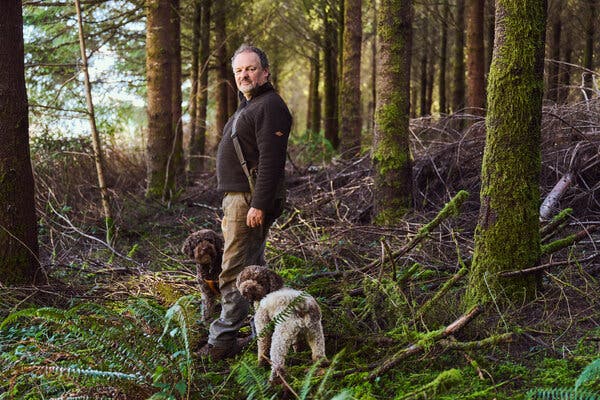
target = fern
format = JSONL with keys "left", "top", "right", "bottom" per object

{"left": 576, "top": 359, "right": 600, "bottom": 391}
{"left": 256, "top": 292, "right": 309, "bottom": 339}
{"left": 235, "top": 360, "right": 275, "bottom": 400}
{"left": 527, "top": 387, "right": 600, "bottom": 399}
{"left": 0, "top": 295, "right": 202, "bottom": 398}
{"left": 528, "top": 358, "right": 600, "bottom": 400}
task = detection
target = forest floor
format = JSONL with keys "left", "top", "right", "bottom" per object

{"left": 1, "top": 101, "right": 600, "bottom": 399}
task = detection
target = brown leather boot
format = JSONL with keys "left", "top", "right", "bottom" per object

{"left": 197, "top": 336, "right": 253, "bottom": 361}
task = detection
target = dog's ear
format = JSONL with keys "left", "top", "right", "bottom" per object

{"left": 238, "top": 279, "right": 266, "bottom": 302}
{"left": 267, "top": 269, "right": 284, "bottom": 293}
{"left": 181, "top": 234, "right": 196, "bottom": 258}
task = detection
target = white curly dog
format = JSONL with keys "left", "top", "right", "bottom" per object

{"left": 236, "top": 265, "right": 327, "bottom": 383}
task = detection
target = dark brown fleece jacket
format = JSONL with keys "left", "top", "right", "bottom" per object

{"left": 216, "top": 82, "right": 292, "bottom": 213}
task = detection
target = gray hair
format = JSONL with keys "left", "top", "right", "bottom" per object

{"left": 231, "top": 44, "right": 270, "bottom": 70}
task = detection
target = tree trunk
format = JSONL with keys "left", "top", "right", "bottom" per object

{"left": 452, "top": 0, "right": 466, "bottom": 113}
{"left": 75, "top": 0, "right": 114, "bottom": 244}
{"left": 426, "top": 26, "right": 436, "bottom": 115}
{"left": 0, "top": 0, "right": 40, "bottom": 284}
{"left": 339, "top": 0, "right": 363, "bottom": 158}
{"left": 188, "top": 0, "right": 201, "bottom": 166}
{"left": 546, "top": 2, "right": 562, "bottom": 102}
{"left": 372, "top": 0, "right": 413, "bottom": 225}
{"left": 465, "top": 0, "right": 547, "bottom": 306}
{"left": 214, "top": 0, "right": 228, "bottom": 139}
{"left": 306, "top": 55, "right": 316, "bottom": 134}
{"left": 485, "top": 0, "right": 495, "bottom": 80}
{"left": 169, "top": 0, "right": 184, "bottom": 191}
{"left": 189, "top": 0, "right": 211, "bottom": 175}
{"left": 146, "top": 0, "right": 175, "bottom": 199}
{"left": 419, "top": 15, "right": 428, "bottom": 117}
{"left": 323, "top": 9, "right": 340, "bottom": 149}
{"left": 439, "top": 0, "right": 449, "bottom": 115}
{"left": 370, "top": 0, "right": 377, "bottom": 133}
{"left": 310, "top": 46, "right": 321, "bottom": 135}
{"left": 558, "top": 28, "right": 572, "bottom": 103}
{"left": 583, "top": 0, "right": 596, "bottom": 99}
{"left": 466, "top": 0, "right": 486, "bottom": 113}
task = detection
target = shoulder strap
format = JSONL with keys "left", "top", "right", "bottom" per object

{"left": 230, "top": 108, "right": 255, "bottom": 193}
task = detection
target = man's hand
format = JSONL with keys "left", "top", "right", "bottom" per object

{"left": 247, "top": 207, "right": 265, "bottom": 228}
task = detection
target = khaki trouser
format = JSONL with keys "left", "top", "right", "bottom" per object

{"left": 208, "top": 192, "right": 272, "bottom": 347}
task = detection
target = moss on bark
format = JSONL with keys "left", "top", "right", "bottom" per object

{"left": 371, "top": 0, "right": 413, "bottom": 225}
{"left": 465, "top": 0, "right": 547, "bottom": 306}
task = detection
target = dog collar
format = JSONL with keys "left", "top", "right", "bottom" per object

{"left": 204, "top": 279, "right": 220, "bottom": 295}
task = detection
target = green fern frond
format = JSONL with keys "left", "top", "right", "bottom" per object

{"left": 314, "top": 350, "right": 344, "bottom": 399}
{"left": 0, "top": 306, "right": 75, "bottom": 330}
{"left": 576, "top": 359, "right": 600, "bottom": 391}
{"left": 527, "top": 387, "right": 600, "bottom": 399}
{"left": 38, "top": 365, "right": 147, "bottom": 382}
{"left": 235, "top": 360, "right": 275, "bottom": 400}
{"left": 257, "top": 292, "right": 309, "bottom": 339}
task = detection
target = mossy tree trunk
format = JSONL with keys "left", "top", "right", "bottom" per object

{"left": 485, "top": 0, "right": 495, "bottom": 79}
{"left": 466, "top": 0, "right": 485, "bottom": 113}
{"left": 189, "top": 0, "right": 211, "bottom": 175}
{"left": 372, "top": 0, "right": 413, "bottom": 225}
{"left": 452, "top": 0, "right": 466, "bottom": 113}
{"left": 465, "top": 0, "right": 547, "bottom": 306}
{"left": 0, "top": 1, "right": 40, "bottom": 284}
{"left": 145, "top": 0, "right": 175, "bottom": 199}
{"left": 323, "top": 6, "right": 340, "bottom": 149}
{"left": 339, "top": 0, "right": 363, "bottom": 158}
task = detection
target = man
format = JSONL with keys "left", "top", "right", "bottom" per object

{"left": 199, "top": 44, "right": 292, "bottom": 360}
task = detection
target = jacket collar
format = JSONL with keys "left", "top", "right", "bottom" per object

{"left": 238, "top": 81, "right": 274, "bottom": 104}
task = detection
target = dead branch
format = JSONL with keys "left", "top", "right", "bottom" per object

{"left": 500, "top": 252, "right": 600, "bottom": 278}
{"left": 540, "top": 172, "right": 575, "bottom": 220}
{"left": 362, "top": 190, "right": 469, "bottom": 272}
{"left": 541, "top": 224, "right": 599, "bottom": 255}
{"left": 437, "top": 332, "right": 514, "bottom": 350}
{"left": 368, "top": 305, "right": 482, "bottom": 380}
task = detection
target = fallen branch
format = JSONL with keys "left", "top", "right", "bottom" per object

{"left": 540, "top": 208, "right": 572, "bottom": 239}
{"left": 437, "top": 332, "right": 514, "bottom": 350}
{"left": 363, "top": 190, "right": 469, "bottom": 272}
{"left": 500, "top": 252, "right": 600, "bottom": 278}
{"left": 539, "top": 172, "right": 575, "bottom": 220}
{"left": 541, "top": 224, "right": 599, "bottom": 255}
{"left": 415, "top": 266, "right": 468, "bottom": 321}
{"left": 368, "top": 305, "right": 482, "bottom": 380}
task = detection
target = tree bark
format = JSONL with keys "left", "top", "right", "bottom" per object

{"left": 452, "top": 0, "right": 466, "bottom": 113}
{"left": 339, "top": 0, "right": 363, "bottom": 158}
{"left": 583, "top": 0, "right": 596, "bottom": 99}
{"left": 214, "top": 0, "right": 228, "bottom": 139}
{"left": 145, "top": 0, "right": 175, "bottom": 199}
{"left": 372, "top": 0, "right": 413, "bottom": 224}
{"left": 188, "top": 0, "right": 201, "bottom": 163}
{"left": 419, "top": 15, "right": 429, "bottom": 117}
{"left": 188, "top": 0, "right": 211, "bottom": 175}
{"left": 310, "top": 46, "right": 321, "bottom": 135}
{"left": 485, "top": 0, "right": 495, "bottom": 80}
{"left": 169, "top": 0, "right": 184, "bottom": 190}
{"left": 439, "top": 0, "right": 449, "bottom": 114}
{"left": 323, "top": 8, "right": 340, "bottom": 149}
{"left": 466, "top": 0, "right": 486, "bottom": 113}
{"left": 0, "top": 0, "right": 40, "bottom": 284}
{"left": 546, "top": 1, "right": 562, "bottom": 102}
{"left": 558, "top": 27, "right": 572, "bottom": 103}
{"left": 465, "top": 0, "right": 547, "bottom": 306}
{"left": 75, "top": 0, "right": 114, "bottom": 244}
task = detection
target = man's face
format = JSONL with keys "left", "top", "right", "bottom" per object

{"left": 232, "top": 51, "right": 269, "bottom": 97}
